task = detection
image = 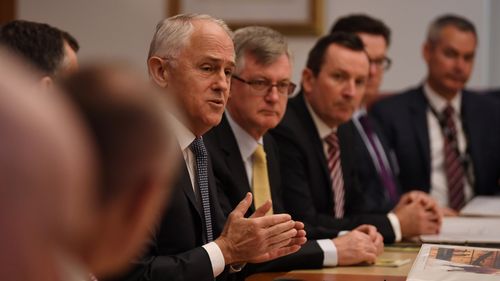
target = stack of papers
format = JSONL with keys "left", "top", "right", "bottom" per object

{"left": 460, "top": 196, "right": 500, "bottom": 217}
{"left": 420, "top": 217, "right": 500, "bottom": 244}
{"left": 407, "top": 244, "right": 500, "bottom": 281}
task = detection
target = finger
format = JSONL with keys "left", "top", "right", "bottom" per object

{"left": 293, "top": 221, "right": 305, "bottom": 230}
{"left": 294, "top": 229, "right": 307, "bottom": 238}
{"left": 255, "top": 213, "right": 292, "bottom": 228}
{"left": 267, "top": 245, "right": 302, "bottom": 260}
{"left": 288, "top": 236, "right": 307, "bottom": 247}
{"left": 233, "top": 193, "right": 253, "bottom": 217}
{"left": 249, "top": 199, "right": 272, "bottom": 218}
{"left": 268, "top": 228, "right": 298, "bottom": 245}
{"left": 364, "top": 252, "right": 377, "bottom": 264}
{"left": 265, "top": 220, "right": 295, "bottom": 237}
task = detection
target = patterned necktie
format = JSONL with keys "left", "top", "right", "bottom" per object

{"left": 358, "top": 115, "right": 399, "bottom": 203}
{"left": 325, "top": 132, "right": 345, "bottom": 218}
{"left": 189, "top": 137, "right": 214, "bottom": 242}
{"left": 442, "top": 105, "right": 465, "bottom": 211}
{"left": 252, "top": 144, "right": 273, "bottom": 215}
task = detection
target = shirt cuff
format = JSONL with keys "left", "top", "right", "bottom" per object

{"left": 202, "top": 242, "right": 225, "bottom": 277}
{"left": 316, "top": 239, "right": 338, "bottom": 267}
{"left": 387, "top": 212, "right": 402, "bottom": 242}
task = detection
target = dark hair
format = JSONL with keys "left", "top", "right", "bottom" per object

{"left": 427, "top": 14, "right": 477, "bottom": 45}
{"left": 330, "top": 14, "right": 391, "bottom": 46}
{"left": 62, "top": 64, "right": 171, "bottom": 204}
{"left": 306, "top": 32, "right": 366, "bottom": 77}
{"left": 0, "top": 20, "right": 79, "bottom": 75}
{"left": 62, "top": 31, "right": 80, "bottom": 52}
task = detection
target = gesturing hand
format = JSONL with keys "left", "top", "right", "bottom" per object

{"left": 215, "top": 193, "right": 301, "bottom": 264}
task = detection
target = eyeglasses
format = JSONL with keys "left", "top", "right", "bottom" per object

{"left": 369, "top": 56, "right": 392, "bottom": 71}
{"left": 232, "top": 75, "right": 296, "bottom": 96}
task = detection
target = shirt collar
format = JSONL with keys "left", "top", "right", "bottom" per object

{"left": 305, "top": 99, "right": 337, "bottom": 140}
{"left": 423, "top": 82, "right": 462, "bottom": 115}
{"left": 167, "top": 112, "right": 196, "bottom": 151}
{"left": 226, "top": 111, "right": 263, "bottom": 161}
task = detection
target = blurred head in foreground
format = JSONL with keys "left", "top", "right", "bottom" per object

{"left": 0, "top": 50, "right": 96, "bottom": 281}
{"left": 62, "top": 63, "right": 177, "bottom": 278}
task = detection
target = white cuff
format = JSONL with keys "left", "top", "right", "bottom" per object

{"left": 387, "top": 212, "right": 402, "bottom": 242}
{"left": 202, "top": 242, "right": 225, "bottom": 277}
{"left": 316, "top": 239, "right": 338, "bottom": 267}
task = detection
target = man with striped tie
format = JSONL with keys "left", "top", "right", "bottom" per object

{"left": 371, "top": 14, "right": 500, "bottom": 216}
{"left": 272, "top": 32, "right": 442, "bottom": 244}
{"left": 204, "top": 26, "right": 383, "bottom": 277}
{"left": 118, "top": 14, "right": 306, "bottom": 281}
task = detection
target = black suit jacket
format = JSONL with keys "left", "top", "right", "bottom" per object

{"left": 370, "top": 86, "right": 500, "bottom": 195}
{"left": 270, "top": 93, "right": 396, "bottom": 243}
{"left": 204, "top": 115, "right": 325, "bottom": 275}
{"left": 115, "top": 151, "right": 229, "bottom": 281}
{"left": 343, "top": 115, "right": 401, "bottom": 214}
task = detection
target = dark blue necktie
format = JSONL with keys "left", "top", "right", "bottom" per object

{"left": 358, "top": 114, "right": 399, "bottom": 203}
{"left": 189, "top": 137, "right": 214, "bottom": 242}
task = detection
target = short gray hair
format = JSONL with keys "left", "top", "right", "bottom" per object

{"left": 426, "top": 14, "right": 477, "bottom": 46}
{"left": 233, "top": 26, "right": 291, "bottom": 74}
{"left": 147, "top": 13, "right": 232, "bottom": 61}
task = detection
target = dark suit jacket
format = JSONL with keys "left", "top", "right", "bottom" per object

{"left": 370, "top": 86, "right": 500, "bottom": 195}
{"left": 344, "top": 115, "right": 401, "bottom": 214}
{"left": 270, "top": 93, "right": 396, "bottom": 243}
{"left": 204, "top": 115, "right": 325, "bottom": 275}
{"left": 114, "top": 153, "right": 229, "bottom": 281}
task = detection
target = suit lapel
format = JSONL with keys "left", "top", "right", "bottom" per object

{"left": 292, "top": 94, "right": 331, "bottom": 185}
{"left": 410, "top": 88, "right": 431, "bottom": 178}
{"left": 218, "top": 116, "right": 253, "bottom": 210}
{"left": 178, "top": 163, "right": 203, "bottom": 219}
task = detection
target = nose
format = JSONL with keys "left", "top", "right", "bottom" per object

{"left": 454, "top": 57, "right": 468, "bottom": 74}
{"left": 212, "top": 69, "right": 230, "bottom": 92}
{"left": 265, "top": 85, "right": 280, "bottom": 103}
{"left": 342, "top": 79, "right": 357, "bottom": 99}
{"left": 369, "top": 63, "right": 378, "bottom": 77}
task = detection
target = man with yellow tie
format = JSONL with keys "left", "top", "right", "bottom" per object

{"left": 204, "top": 26, "right": 384, "bottom": 278}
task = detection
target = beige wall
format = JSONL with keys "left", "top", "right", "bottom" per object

{"left": 18, "top": 0, "right": 500, "bottom": 91}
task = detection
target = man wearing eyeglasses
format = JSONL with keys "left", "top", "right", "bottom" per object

{"left": 204, "top": 27, "right": 384, "bottom": 276}
{"left": 271, "top": 32, "right": 442, "bottom": 245}
{"left": 329, "top": 14, "right": 402, "bottom": 214}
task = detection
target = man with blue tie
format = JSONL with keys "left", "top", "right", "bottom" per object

{"left": 117, "top": 14, "right": 305, "bottom": 281}
{"left": 329, "top": 14, "right": 401, "bottom": 213}
{"left": 371, "top": 14, "right": 500, "bottom": 216}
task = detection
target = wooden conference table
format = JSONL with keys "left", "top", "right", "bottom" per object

{"left": 246, "top": 245, "right": 420, "bottom": 281}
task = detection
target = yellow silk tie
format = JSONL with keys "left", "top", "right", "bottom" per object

{"left": 252, "top": 144, "right": 273, "bottom": 215}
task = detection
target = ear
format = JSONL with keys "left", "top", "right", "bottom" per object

{"left": 301, "top": 68, "right": 315, "bottom": 97}
{"left": 39, "top": 76, "right": 54, "bottom": 91}
{"left": 148, "top": 56, "right": 169, "bottom": 88}
{"left": 422, "top": 42, "right": 432, "bottom": 64}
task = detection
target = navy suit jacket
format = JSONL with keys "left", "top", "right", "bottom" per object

{"left": 204, "top": 115, "right": 325, "bottom": 275}
{"left": 114, "top": 150, "right": 229, "bottom": 281}
{"left": 370, "top": 86, "right": 500, "bottom": 195}
{"left": 342, "top": 116, "right": 401, "bottom": 214}
{"left": 271, "top": 93, "right": 396, "bottom": 243}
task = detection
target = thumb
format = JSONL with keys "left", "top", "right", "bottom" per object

{"left": 232, "top": 192, "right": 252, "bottom": 217}
{"left": 250, "top": 199, "right": 272, "bottom": 218}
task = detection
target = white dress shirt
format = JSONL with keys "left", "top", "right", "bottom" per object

{"left": 168, "top": 113, "right": 225, "bottom": 278}
{"left": 305, "top": 101, "right": 402, "bottom": 242}
{"left": 423, "top": 83, "right": 474, "bottom": 208}
{"left": 226, "top": 111, "right": 339, "bottom": 266}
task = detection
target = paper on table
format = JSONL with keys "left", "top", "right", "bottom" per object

{"left": 407, "top": 244, "right": 500, "bottom": 281}
{"left": 420, "top": 217, "right": 500, "bottom": 244}
{"left": 461, "top": 196, "right": 500, "bottom": 217}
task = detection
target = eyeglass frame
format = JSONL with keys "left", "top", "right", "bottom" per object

{"left": 231, "top": 75, "right": 297, "bottom": 96}
{"left": 369, "top": 56, "right": 392, "bottom": 71}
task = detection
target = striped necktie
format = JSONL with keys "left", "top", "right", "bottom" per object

{"left": 325, "top": 132, "right": 345, "bottom": 218}
{"left": 189, "top": 137, "right": 214, "bottom": 242}
{"left": 442, "top": 105, "right": 465, "bottom": 211}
